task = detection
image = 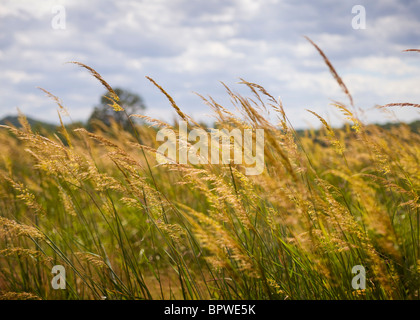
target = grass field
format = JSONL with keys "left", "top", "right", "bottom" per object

{"left": 0, "top": 42, "right": 419, "bottom": 300}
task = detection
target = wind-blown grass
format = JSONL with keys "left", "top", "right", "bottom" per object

{"left": 0, "top": 39, "right": 419, "bottom": 300}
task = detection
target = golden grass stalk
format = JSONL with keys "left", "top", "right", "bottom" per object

{"left": 37, "top": 87, "right": 69, "bottom": 116}
{"left": 68, "top": 61, "right": 122, "bottom": 111}
{"left": 380, "top": 103, "right": 420, "bottom": 109}
{"left": 403, "top": 49, "right": 420, "bottom": 53}
{"left": 304, "top": 36, "right": 354, "bottom": 106}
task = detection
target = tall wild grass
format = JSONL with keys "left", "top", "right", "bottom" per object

{"left": 0, "top": 40, "right": 419, "bottom": 300}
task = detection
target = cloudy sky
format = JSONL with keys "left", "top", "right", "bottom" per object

{"left": 1, "top": 0, "right": 420, "bottom": 129}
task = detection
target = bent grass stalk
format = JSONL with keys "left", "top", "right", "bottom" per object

{"left": 0, "top": 40, "right": 419, "bottom": 300}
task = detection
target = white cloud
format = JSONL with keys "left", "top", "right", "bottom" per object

{"left": 1, "top": 0, "right": 420, "bottom": 129}
{"left": 346, "top": 73, "right": 420, "bottom": 101}
{"left": 366, "top": 14, "right": 420, "bottom": 41}
{"left": 0, "top": 70, "right": 43, "bottom": 84}
{"left": 349, "top": 56, "right": 420, "bottom": 76}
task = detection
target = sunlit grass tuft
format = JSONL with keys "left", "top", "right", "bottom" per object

{"left": 0, "top": 39, "right": 419, "bottom": 300}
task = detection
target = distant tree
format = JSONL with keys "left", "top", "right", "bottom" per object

{"left": 88, "top": 88, "right": 146, "bottom": 129}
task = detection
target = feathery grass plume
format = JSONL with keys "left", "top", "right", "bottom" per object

{"left": 146, "top": 76, "right": 201, "bottom": 128}
{"left": 74, "top": 128, "right": 120, "bottom": 149}
{"left": 154, "top": 220, "right": 186, "bottom": 246}
{"left": 145, "top": 76, "right": 188, "bottom": 122}
{"left": 332, "top": 101, "right": 362, "bottom": 133}
{"left": 325, "top": 170, "right": 400, "bottom": 255}
{"left": 204, "top": 84, "right": 298, "bottom": 181}
{"left": 74, "top": 129, "right": 147, "bottom": 183}
{"left": 130, "top": 142, "right": 178, "bottom": 165}
{"left": 403, "top": 49, "right": 420, "bottom": 53}
{"left": 0, "top": 217, "right": 45, "bottom": 241}
{"left": 58, "top": 186, "right": 77, "bottom": 216}
{"left": 68, "top": 61, "right": 122, "bottom": 111}
{"left": 57, "top": 110, "right": 73, "bottom": 148}
{"left": 238, "top": 78, "right": 275, "bottom": 113}
{"left": 380, "top": 103, "right": 420, "bottom": 109}
{"left": 16, "top": 109, "right": 32, "bottom": 134}
{"left": 130, "top": 114, "right": 173, "bottom": 129}
{"left": 0, "top": 248, "right": 53, "bottom": 264}
{"left": 306, "top": 109, "right": 344, "bottom": 154}
{"left": 356, "top": 125, "right": 393, "bottom": 174}
{"left": 0, "top": 173, "right": 46, "bottom": 216}
{"left": 310, "top": 178, "right": 397, "bottom": 296}
{"left": 74, "top": 252, "right": 108, "bottom": 268}
{"left": 304, "top": 36, "right": 354, "bottom": 106}
{"left": 37, "top": 87, "right": 69, "bottom": 116}
{"left": 178, "top": 203, "right": 256, "bottom": 276}
{"left": 195, "top": 90, "right": 236, "bottom": 124}
{"left": 0, "top": 291, "right": 41, "bottom": 300}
